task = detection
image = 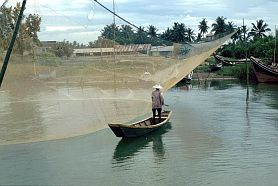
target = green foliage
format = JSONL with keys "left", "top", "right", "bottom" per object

{"left": 220, "top": 35, "right": 277, "bottom": 60}
{"left": 0, "top": 2, "right": 41, "bottom": 53}
{"left": 249, "top": 19, "right": 271, "bottom": 38}
{"left": 216, "top": 64, "right": 255, "bottom": 80}
{"left": 51, "top": 40, "right": 73, "bottom": 58}
{"left": 37, "top": 53, "right": 62, "bottom": 66}
{"left": 199, "top": 18, "right": 209, "bottom": 38}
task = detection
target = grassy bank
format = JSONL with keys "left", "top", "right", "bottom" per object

{"left": 193, "top": 57, "right": 256, "bottom": 81}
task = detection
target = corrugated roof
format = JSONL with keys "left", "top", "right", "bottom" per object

{"left": 73, "top": 48, "right": 114, "bottom": 54}
{"left": 73, "top": 44, "right": 152, "bottom": 54}
{"left": 114, "top": 44, "right": 151, "bottom": 52}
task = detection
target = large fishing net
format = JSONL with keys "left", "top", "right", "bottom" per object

{"left": 0, "top": 0, "right": 234, "bottom": 144}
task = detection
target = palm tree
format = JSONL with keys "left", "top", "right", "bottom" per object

{"left": 226, "top": 21, "right": 236, "bottom": 33}
{"left": 172, "top": 22, "right": 186, "bottom": 43}
{"left": 160, "top": 27, "right": 172, "bottom": 41}
{"left": 119, "top": 24, "right": 134, "bottom": 44}
{"left": 101, "top": 23, "right": 119, "bottom": 40}
{"left": 198, "top": 18, "right": 209, "bottom": 38}
{"left": 147, "top": 25, "right": 158, "bottom": 38}
{"left": 211, "top": 16, "right": 227, "bottom": 35}
{"left": 248, "top": 19, "right": 271, "bottom": 38}
{"left": 231, "top": 25, "right": 249, "bottom": 43}
{"left": 134, "top": 26, "right": 148, "bottom": 44}
{"left": 185, "top": 28, "right": 195, "bottom": 42}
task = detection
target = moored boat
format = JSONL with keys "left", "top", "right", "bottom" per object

{"left": 250, "top": 56, "right": 278, "bottom": 83}
{"left": 214, "top": 54, "right": 249, "bottom": 66}
{"left": 210, "top": 63, "right": 222, "bottom": 71}
{"left": 108, "top": 110, "right": 172, "bottom": 137}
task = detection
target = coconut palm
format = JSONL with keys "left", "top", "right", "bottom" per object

{"left": 231, "top": 25, "right": 249, "bottom": 43}
{"left": 160, "top": 27, "right": 172, "bottom": 41}
{"left": 119, "top": 24, "right": 134, "bottom": 44}
{"left": 198, "top": 18, "right": 209, "bottom": 38}
{"left": 171, "top": 22, "right": 186, "bottom": 43}
{"left": 249, "top": 19, "right": 271, "bottom": 38}
{"left": 147, "top": 25, "right": 158, "bottom": 38}
{"left": 226, "top": 21, "right": 236, "bottom": 33}
{"left": 185, "top": 28, "right": 195, "bottom": 42}
{"left": 211, "top": 16, "right": 227, "bottom": 35}
{"left": 134, "top": 26, "right": 148, "bottom": 44}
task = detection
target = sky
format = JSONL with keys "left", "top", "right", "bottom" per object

{"left": 2, "top": 0, "right": 278, "bottom": 44}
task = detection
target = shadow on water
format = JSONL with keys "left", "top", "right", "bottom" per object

{"left": 112, "top": 123, "right": 172, "bottom": 164}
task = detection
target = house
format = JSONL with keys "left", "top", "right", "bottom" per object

{"left": 149, "top": 46, "right": 174, "bottom": 57}
{"left": 205, "top": 33, "right": 215, "bottom": 41}
{"left": 72, "top": 44, "right": 152, "bottom": 56}
{"left": 114, "top": 44, "right": 151, "bottom": 55}
{"left": 73, "top": 48, "right": 114, "bottom": 56}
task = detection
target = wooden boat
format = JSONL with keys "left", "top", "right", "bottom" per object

{"left": 210, "top": 63, "right": 222, "bottom": 71}
{"left": 250, "top": 57, "right": 278, "bottom": 83}
{"left": 214, "top": 54, "right": 249, "bottom": 66}
{"left": 108, "top": 110, "right": 172, "bottom": 138}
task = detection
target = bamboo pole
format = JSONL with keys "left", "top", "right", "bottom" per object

{"left": 0, "top": 0, "right": 27, "bottom": 87}
{"left": 274, "top": 25, "right": 276, "bottom": 65}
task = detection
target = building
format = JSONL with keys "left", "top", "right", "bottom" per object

{"left": 205, "top": 33, "right": 215, "bottom": 41}
{"left": 73, "top": 44, "right": 151, "bottom": 56}
{"left": 149, "top": 46, "right": 174, "bottom": 57}
{"left": 73, "top": 48, "right": 114, "bottom": 56}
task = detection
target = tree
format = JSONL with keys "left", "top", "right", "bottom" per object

{"left": 119, "top": 24, "right": 134, "bottom": 44}
{"left": 226, "top": 21, "right": 236, "bottom": 33}
{"left": 231, "top": 25, "right": 249, "bottom": 43}
{"left": 248, "top": 19, "right": 271, "bottom": 38}
{"left": 101, "top": 23, "right": 119, "bottom": 40}
{"left": 198, "top": 18, "right": 209, "bottom": 38}
{"left": 147, "top": 25, "right": 158, "bottom": 38}
{"left": 134, "top": 26, "right": 148, "bottom": 44}
{"left": 185, "top": 28, "right": 195, "bottom": 42}
{"left": 160, "top": 28, "right": 172, "bottom": 41}
{"left": 211, "top": 16, "right": 227, "bottom": 35}
{"left": 171, "top": 22, "right": 186, "bottom": 43}
{"left": 0, "top": 2, "right": 41, "bottom": 54}
{"left": 52, "top": 40, "right": 73, "bottom": 58}
{"left": 25, "top": 14, "right": 41, "bottom": 43}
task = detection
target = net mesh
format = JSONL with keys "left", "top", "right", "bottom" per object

{"left": 0, "top": 1, "right": 234, "bottom": 144}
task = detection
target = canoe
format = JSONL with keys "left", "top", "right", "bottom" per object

{"left": 108, "top": 110, "right": 172, "bottom": 138}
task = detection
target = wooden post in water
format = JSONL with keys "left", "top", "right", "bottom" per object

{"left": 0, "top": 0, "right": 27, "bottom": 87}
{"left": 243, "top": 18, "right": 249, "bottom": 103}
{"left": 274, "top": 25, "right": 277, "bottom": 66}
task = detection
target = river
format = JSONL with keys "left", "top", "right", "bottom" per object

{"left": 0, "top": 80, "right": 277, "bottom": 185}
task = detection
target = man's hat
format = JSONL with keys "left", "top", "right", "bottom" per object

{"left": 152, "top": 84, "right": 162, "bottom": 89}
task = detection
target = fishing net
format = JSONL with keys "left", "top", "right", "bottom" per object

{"left": 0, "top": 0, "right": 234, "bottom": 144}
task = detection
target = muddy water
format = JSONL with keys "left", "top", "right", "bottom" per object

{"left": 0, "top": 81, "right": 277, "bottom": 185}
{"left": 0, "top": 77, "right": 152, "bottom": 144}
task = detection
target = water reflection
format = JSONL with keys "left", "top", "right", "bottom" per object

{"left": 172, "top": 82, "right": 192, "bottom": 92}
{"left": 112, "top": 123, "right": 171, "bottom": 165}
{"left": 208, "top": 80, "right": 237, "bottom": 90}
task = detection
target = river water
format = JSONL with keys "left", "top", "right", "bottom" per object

{"left": 0, "top": 80, "right": 277, "bottom": 185}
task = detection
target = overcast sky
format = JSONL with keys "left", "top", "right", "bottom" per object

{"left": 2, "top": 0, "right": 278, "bottom": 44}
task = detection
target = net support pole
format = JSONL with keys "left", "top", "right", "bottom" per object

{"left": 0, "top": 0, "right": 27, "bottom": 87}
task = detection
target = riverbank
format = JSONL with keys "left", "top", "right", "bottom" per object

{"left": 190, "top": 56, "right": 256, "bottom": 82}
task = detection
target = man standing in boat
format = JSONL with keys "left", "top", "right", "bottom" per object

{"left": 152, "top": 85, "right": 164, "bottom": 124}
